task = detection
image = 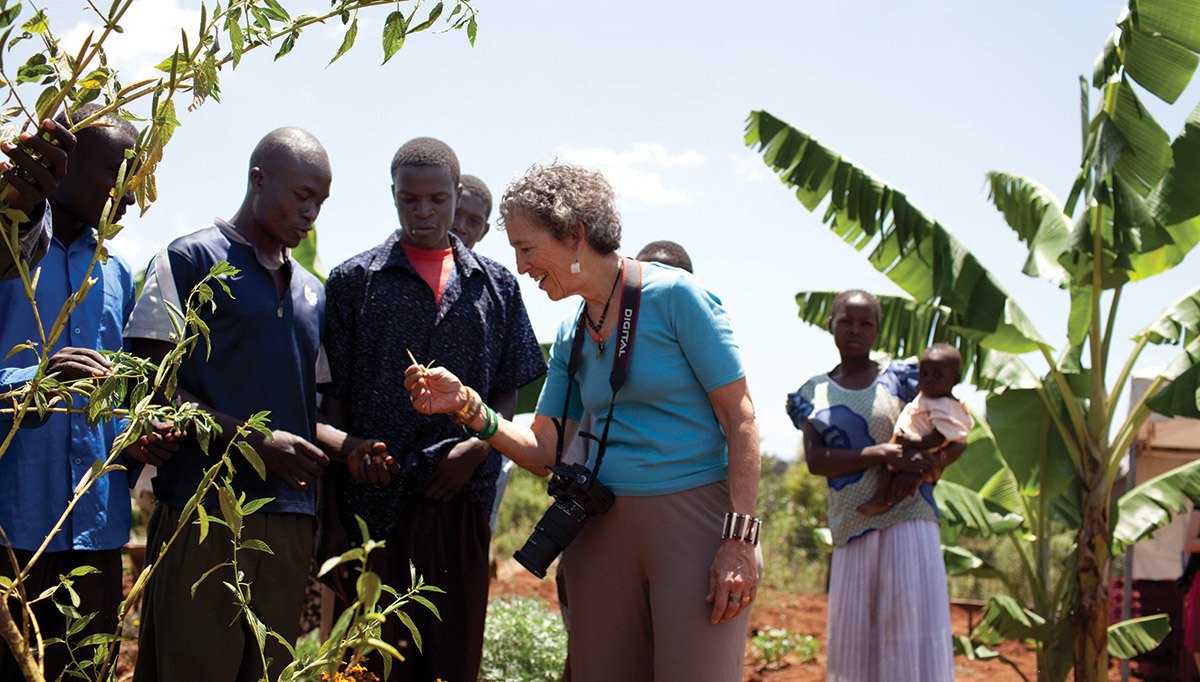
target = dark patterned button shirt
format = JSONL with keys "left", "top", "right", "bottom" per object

{"left": 324, "top": 232, "right": 545, "bottom": 537}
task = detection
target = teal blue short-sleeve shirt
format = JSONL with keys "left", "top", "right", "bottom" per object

{"left": 535, "top": 262, "right": 744, "bottom": 496}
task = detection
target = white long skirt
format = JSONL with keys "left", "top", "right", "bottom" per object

{"left": 826, "top": 520, "right": 955, "bottom": 682}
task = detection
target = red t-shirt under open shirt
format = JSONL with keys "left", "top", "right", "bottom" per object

{"left": 400, "top": 243, "right": 454, "bottom": 305}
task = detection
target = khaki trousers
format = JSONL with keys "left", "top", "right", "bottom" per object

{"left": 561, "top": 480, "right": 750, "bottom": 682}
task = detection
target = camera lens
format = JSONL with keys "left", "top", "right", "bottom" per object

{"left": 513, "top": 498, "right": 589, "bottom": 579}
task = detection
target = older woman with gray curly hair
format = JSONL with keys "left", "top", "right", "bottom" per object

{"left": 403, "top": 163, "right": 761, "bottom": 680}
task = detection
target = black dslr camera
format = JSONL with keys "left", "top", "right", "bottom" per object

{"left": 513, "top": 462, "right": 614, "bottom": 578}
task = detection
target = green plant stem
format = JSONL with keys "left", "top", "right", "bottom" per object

{"left": 1033, "top": 381, "right": 1084, "bottom": 469}
{"left": 1107, "top": 335, "right": 1149, "bottom": 427}
{"left": 36, "top": 0, "right": 136, "bottom": 121}
{"left": 1036, "top": 345, "right": 1088, "bottom": 459}
{"left": 1101, "top": 286, "right": 1122, "bottom": 377}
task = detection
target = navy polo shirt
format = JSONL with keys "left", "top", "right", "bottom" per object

{"left": 124, "top": 222, "right": 325, "bottom": 515}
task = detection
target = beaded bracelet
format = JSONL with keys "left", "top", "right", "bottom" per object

{"left": 721, "top": 512, "right": 762, "bottom": 546}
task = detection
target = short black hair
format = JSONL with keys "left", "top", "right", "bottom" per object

{"left": 829, "top": 289, "right": 881, "bottom": 325}
{"left": 922, "top": 343, "right": 963, "bottom": 375}
{"left": 390, "top": 137, "right": 460, "bottom": 184}
{"left": 248, "top": 127, "right": 329, "bottom": 176}
{"left": 636, "top": 240, "right": 693, "bottom": 273}
{"left": 459, "top": 174, "right": 492, "bottom": 217}
{"left": 56, "top": 103, "right": 137, "bottom": 145}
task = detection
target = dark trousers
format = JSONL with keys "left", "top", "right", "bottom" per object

{"left": 0, "top": 548, "right": 122, "bottom": 682}
{"left": 338, "top": 494, "right": 490, "bottom": 682}
{"left": 134, "top": 504, "right": 314, "bottom": 682}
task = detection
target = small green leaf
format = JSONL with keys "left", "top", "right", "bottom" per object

{"left": 466, "top": 15, "right": 477, "bottom": 46}
{"left": 0, "top": 4, "right": 22, "bottom": 29}
{"left": 234, "top": 440, "right": 266, "bottom": 480}
{"left": 217, "top": 486, "right": 242, "bottom": 536}
{"left": 381, "top": 11, "right": 406, "bottom": 64}
{"left": 328, "top": 18, "right": 357, "bottom": 66}
{"left": 357, "top": 570, "right": 382, "bottom": 611}
{"left": 239, "top": 538, "right": 273, "bottom": 554}
{"left": 20, "top": 9, "right": 46, "bottom": 34}
{"left": 197, "top": 505, "right": 210, "bottom": 542}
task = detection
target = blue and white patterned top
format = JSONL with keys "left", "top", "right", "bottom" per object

{"left": 787, "top": 360, "right": 939, "bottom": 546}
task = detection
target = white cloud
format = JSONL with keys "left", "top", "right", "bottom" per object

{"left": 554, "top": 143, "right": 705, "bottom": 205}
{"left": 730, "top": 151, "right": 768, "bottom": 183}
{"left": 61, "top": 0, "right": 200, "bottom": 81}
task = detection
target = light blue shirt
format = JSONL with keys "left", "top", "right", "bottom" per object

{"left": 535, "top": 262, "right": 744, "bottom": 496}
{"left": 0, "top": 229, "right": 135, "bottom": 552}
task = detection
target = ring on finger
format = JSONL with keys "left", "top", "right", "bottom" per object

{"left": 727, "top": 595, "right": 740, "bottom": 604}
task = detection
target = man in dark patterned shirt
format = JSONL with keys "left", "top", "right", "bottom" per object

{"left": 321, "top": 137, "right": 545, "bottom": 681}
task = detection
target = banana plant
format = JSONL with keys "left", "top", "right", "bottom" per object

{"left": 746, "top": 2, "right": 1200, "bottom": 679}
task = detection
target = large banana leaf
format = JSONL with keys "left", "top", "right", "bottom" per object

{"left": 1112, "top": 457, "right": 1200, "bottom": 552}
{"left": 934, "top": 480, "right": 1024, "bottom": 538}
{"left": 793, "top": 291, "right": 1041, "bottom": 393}
{"left": 972, "top": 594, "right": 1048, "bottom": 644}
{"left": 1138, "top": 283, "right": 1200, "bottom": 345}
{"left": 942, "top": 544, "right": 1006, "bottom": 582}
{"left": 1107, "top": 614, "right": 1171, "bottom": 659}
{"left": 942, "top": 412, "right": 1025, "bottom": 516}
{"left": 1145, "top": 336, "right": 1200, "bottom": 419}
{"left": 980, "top": 388, "right": 1077, "bottom": 507}
{"left": 745, "top": 111, "right": 1045, "bottom": 355}
{"left": 1122, "top": 18, "right": 1199, "bottom": 104}
{"left": 1148, "top": 102, "right": 1200, "bottom": 225}
{"left": 1135, "top": 0, "right": 1200, "bottom": 57}
{"left": 293, "top": 227, "right": 327, "bottom": 283}
{"left": 985, "top": 172, "right": 1074, "bottom": 286}
{"left": 794, "top": 290, "right": 976, "bottom": 369}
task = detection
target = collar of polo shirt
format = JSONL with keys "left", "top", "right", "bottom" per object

{"left": 214, "top": 217, "right": 289, "bottom": 271}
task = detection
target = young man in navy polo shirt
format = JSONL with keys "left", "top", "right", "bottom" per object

{"left": 321, "top": 137, "right": 545, "bottom": 681}
{"left": 125, "top": 128, "right": 334, "bottom": 681}
{"left": 0, "top": 106, "right": 177, "bottom": 681}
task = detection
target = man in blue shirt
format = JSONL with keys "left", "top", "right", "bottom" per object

{"left": 0, "top": 105, "right": 176, "bottom": 682}
{"left": 321, "top": 138, "right": 545, "bottom": 681}
{"left": 125, "top": 127, "right": 335, "bottom": 682}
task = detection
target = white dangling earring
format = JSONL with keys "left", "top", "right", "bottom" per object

{"left": 570, "top": 259, "right": 581, "bottom": 274}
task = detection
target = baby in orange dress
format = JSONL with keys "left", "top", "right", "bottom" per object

{"left": 858, "top": 344, "right": 973, "bottom": 516}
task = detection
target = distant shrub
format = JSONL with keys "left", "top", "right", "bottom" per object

{"left": 493, "top": 467, "right": 551, "bottom": 558}
{"left": 750, "top": 626, "right": 820, "bottom": 671}
{"left": 480, "top": 597, "right": 567, "bottom": 682}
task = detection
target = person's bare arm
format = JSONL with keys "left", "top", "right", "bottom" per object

{"left": 423, "top": 388, "right": 518, "bottom": 501}
{"left": 704, "top": 377, "right": 761, "bottom": 625}
{"left": 802, "top": 423, "right": 929, "bottom": 477}
{"left": 405, "top": 364, "right": 568, "bottom": 476}
{"left": 895, "top": 428, "right": 947, "bottom": 452}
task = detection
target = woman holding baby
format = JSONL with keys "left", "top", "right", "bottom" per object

{"left": 787, "top": 289, "right": 970, "bottom": 682}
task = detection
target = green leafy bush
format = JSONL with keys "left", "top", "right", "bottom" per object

{"left": 750, "top": 626, "right": 820, "bottom": 671}
{"left": 758, "top": 454, "right": 828, "bottom": 592}
{"left": 493, "top": 467, "right": 551, "bottom": 559}
{"left": 480, "top": 597, "right": 567, "bottom": 682}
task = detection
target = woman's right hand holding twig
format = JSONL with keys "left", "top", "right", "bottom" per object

{"left": 403, "top": 364, "right": 467, "bottom": 415}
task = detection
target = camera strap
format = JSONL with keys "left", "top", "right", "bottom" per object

{"left": 553, "top": 258, "right": 643, "bottom": 477}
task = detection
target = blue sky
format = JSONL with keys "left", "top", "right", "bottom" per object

{"left": 57, "top": 0, "right": 1200, "bottom": 457}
